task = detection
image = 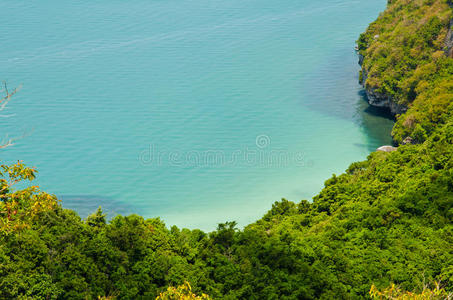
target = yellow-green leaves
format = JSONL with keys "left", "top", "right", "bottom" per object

{"left": 370, "top": 282, "right": 452, "bottom": 299}
{"left": 0, "top": 161, "right": 58, "bottom": 233}
{"left": 156, "top": 282, "right": 211, "bottom": 300}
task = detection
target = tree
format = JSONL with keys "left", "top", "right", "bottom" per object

{"left": 0, "top": 161, "right": 58, "bottom": 233}
{"left": 156, "top": 282, "right": 211, "bottom": 300}
{"left": 370, "top": 282, "right": 453, "bottom": 299}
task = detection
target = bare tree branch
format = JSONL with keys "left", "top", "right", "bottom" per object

{"left": 0, "top": 82, "right": 25, "bottom": 149}
{"left": 0, "top": 81, "right": 21, "bottom": 113}
{"left": 0, "top": 129, "right": 33, "bottom": 149}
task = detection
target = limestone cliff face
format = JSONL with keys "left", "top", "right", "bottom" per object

{"left": 445, "top": 19, "right": 453, "bottom": 58}
{"left": 358, "top": 55, "right": 406, "bottom": 116}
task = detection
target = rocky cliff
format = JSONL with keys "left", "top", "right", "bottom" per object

{"left": 358, "top": 15, "right": 453, "bottom": 117}
{"left": 358, "top": 55, "right": 407, "bottom": 116}
{"left": 446, "top": 19, "right": 453, "bottom": 58}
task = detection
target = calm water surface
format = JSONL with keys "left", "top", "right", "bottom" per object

{"left": 1, "top": 0, "right": 393, "bottom": 230}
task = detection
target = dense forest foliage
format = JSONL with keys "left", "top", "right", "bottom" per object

{"left": 1, "top": 0, "right": 452, "bottom": 299}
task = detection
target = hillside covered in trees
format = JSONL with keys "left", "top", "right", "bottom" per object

{"left": 1, "top": 0, "right": 452, "bottom": 298}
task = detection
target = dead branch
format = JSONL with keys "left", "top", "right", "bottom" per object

{"left": 0, "top": 82, "right": 25, "bottom": 149}
{"left": 0, "top": 82, "right": 21, "bottom": 112}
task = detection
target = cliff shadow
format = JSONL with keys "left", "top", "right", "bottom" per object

{"left": 60, "top": 194, "right": 135, "bottom": 219}
{"left": 359, "top": 90, "right": 394, "bottom": 121}
{"left": 354, "top": 89, "right": 395, "bottom": 151}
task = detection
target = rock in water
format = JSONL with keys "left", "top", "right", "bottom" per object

{"left": 377, "top": 145, "right": 397, "bottom": 152}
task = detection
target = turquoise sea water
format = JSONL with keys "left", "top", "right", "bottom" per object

{"left": 1, "top": 0, "right": 393, "bottom": 230}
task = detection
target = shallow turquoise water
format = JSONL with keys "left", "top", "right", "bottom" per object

{"left": 0, "top": 0, "right": 393, "bottom": 230}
